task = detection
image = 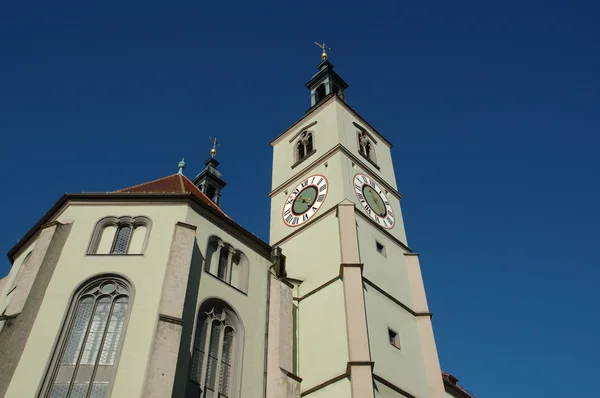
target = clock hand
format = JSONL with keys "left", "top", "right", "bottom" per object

{"left": 368, "top": 191, "right": 383, "bottom": 213}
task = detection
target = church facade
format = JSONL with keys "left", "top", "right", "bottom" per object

{"left": 0, "top": 55, "right": 473, "bottom": 398}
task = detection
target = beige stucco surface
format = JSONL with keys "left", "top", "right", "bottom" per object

{"left": 5, "top": 203, "right": 189, "bottom": 398}
{"left": 306, "top": 377, "right": 352, "bottom": 397}
{"left": 278, "top": 212, "right": 341, "bottom": 295}
{"left": 357, "top": 217, "right": 413, "bottom": 308}
{"left": 4, "top": 201, "right": 276, "bottom": 398}
{"left": 365, "top": 285, "right": 429, "bottom": 398}
{"left": 374, "top": 379, "right": 412, "bottom": 397}
{"left": 297, "top": 279, "right": 348, "bottom": 392}
{"left": 184, "top": 207, "right": 272, "bottom": 398}
{"left": 270, "top": 96, "right": 397, "bottom": 192}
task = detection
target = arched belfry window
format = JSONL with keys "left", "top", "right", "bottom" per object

{"left": 296, "top": 141, "right": 305, "bottom": 160}
{"left": 205, "top": 237, "right": 249, "bottom": 293}
{"left": 294, "top": 131, "right": 315, "bottom": 163}
{"left": 88, "top": 216, "right": 152, "bottom": 255}
{"left": 190, "top": 300, "right": 243, "bottom": 398}
{"left": 315, "top": 83, "right": 326, "bottom": 103}
{"left": 40, "top": 276, "right": 132, "bottom": 398}
{"left": 358, "top": 130, "right": 377, "bottom": 164}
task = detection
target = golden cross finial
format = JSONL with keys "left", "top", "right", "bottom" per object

{"left": 314, "top": 42, "right": 330, "bottom": 60}
{"left": 209, "top": 136, "right": 219, "bottom": 158}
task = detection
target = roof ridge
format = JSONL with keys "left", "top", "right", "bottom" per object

{"left": 114, "top": 174, "right": 179, "bottom": 193}
{"left": 177, "top": 174, "right": 185, "bottom": 193}
{"left": 180, "top": 175, "right": 229, "bottom": 217}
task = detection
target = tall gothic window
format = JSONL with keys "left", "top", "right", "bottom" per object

{"left": 40, "top": 277, "right": 132, "bottom": 398}
{"left": 190, "top": 302, "right": 243, "bottom": 398}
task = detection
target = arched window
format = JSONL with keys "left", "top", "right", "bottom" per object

{"left": 112, "top": 225, "right": 132, "bottom": 254}
{"left": 315, "top": 83, "right": 326, "bottom": 103}
{"left": 205, "top": 237, "right": 249, "bottom": 293}
{"left": 296, "top": 141, "right": 305, "bottom": 160}
{"left": 358, "top": 131, "right": 377, "bottom": 164}
{"left": 294, "top": 131, "right": 315, "bottom": 163}
{"left": 306, "top": 133, "right": 313, "bottom": 153}
{"left": 40, "top": 276, "right": 132, "bottom": 398}
{"left": 190, "top": 301, "right": 243, "bottom": 398}
{"left": 88, "top": 216, "right": 152, "bottom": 255}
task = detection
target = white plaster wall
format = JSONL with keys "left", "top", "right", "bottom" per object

{"left": 298, "top": 280, "right": 348, "bottom": 392}
{"left": 279, "top": 213, "right": 341, "bottom": 296}
{"left": 185, "top": 207, "right": 272, "bottom": 398}
{"left": 336, "top": 99, "right": 398, "bottom": 191}
{"left": 445, "top": 391, "right": 456, "bottom": 398}
{"left": 5, "top": 203, "right": 189, "bottom": 398}
{"left": 374, "top": 379, "right": 412, "bottom": 397}
{"left": 307, "top": 378, "right": 352, "bottom": 398}
{"left": 271, "top": 98, "right": 340, "bottom": 191}
{"left": 356, "top": 217, "right": 413, "bottom": 308}
{"left": 364, "top": 286, "right": 429, "bottom": 398}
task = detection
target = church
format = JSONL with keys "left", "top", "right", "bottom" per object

{"left": 0, "top": 47, "right": 473, "bottom": 398}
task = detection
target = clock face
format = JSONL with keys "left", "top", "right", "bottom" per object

{"left": 353, "top": 173, "right": 395, "bottom": 229}
{"left": 282, "top": 174, "right": 328, "bottom": 227}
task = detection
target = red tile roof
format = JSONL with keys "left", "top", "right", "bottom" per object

{"left": 442, "top": 372, "right": 473, "bottom": 398}
{"left": 115, "top": 174, "right": 227, "bottom": 217}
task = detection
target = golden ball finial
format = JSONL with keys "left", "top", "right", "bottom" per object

{"left": 315, "top": 42, "right": 330, "bottom": 61}
{"left": 209, "top": 136, "right": 219, "bottom": 158}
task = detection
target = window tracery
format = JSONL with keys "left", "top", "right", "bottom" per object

{"left": 295, "top": 131, "right": 315, "bottom": 163}
{"left": 190, "top": 301, "right": 243, "bottom": 398}
{"left": 87, "top": 216, "right": 151, "bottom": 255}
{"left": 358, "top": 131, "right": 377, "bottom": 164}
{"left": 40, "top": 276, "right": 132, "bottom": 398}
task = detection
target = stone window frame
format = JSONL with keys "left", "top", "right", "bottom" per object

{"left": 388, "top": 327, "right": 401, "bottom": 350}
{"left": 292, "top": 130, "right": 317, "bottom": 166}
{"left": 375, "top": 241, "right": 387, "bottom": 258}
{"left": 357, "top": 130, "right": 378, "bottom": 165}
{"left": 87, "top": 216, "right": 152, "bottom": 255}
{"left": 205, "top": 236, "right": 250, "bottom": 294}
{"left": 189, "top": 299, "right": 244, "bottom": 398}
{"left": 354, "top": 122, "right": 380, "bottom": 170}
{"left": 38, "top": 275, "right": 134, "bottom": 398}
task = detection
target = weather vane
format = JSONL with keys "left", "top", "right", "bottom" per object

{"left": 209, "top": 136, "right": 219, "bottom": 158}
{"left": 314, "top": 42, "right": 330, "bottom": 60}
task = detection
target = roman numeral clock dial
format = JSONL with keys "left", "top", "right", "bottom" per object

{"left": 353, "top": 173, "right": 395, "bottom": 229}
{"left": 282, "top": 175, "right": 329, "bottom": 227}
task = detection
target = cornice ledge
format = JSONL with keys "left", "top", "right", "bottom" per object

{"left": 158, "top": 314, "right": 184, "bottom": 326}
{"left": 363, "top": 277, "right": 426, "bottom": 317}
{"left": 346, "top": 361, "right": 375, "bottom": 375}
{"left": 270, "top": 95, "right": 336, "bottom": 146}
{"left": 269, "top": 144, "right": 402, "bottom": 200}
{"left": 175, "top": 221, "right": 197, "bottom": 231}
{"left": 339, "top": 262, "right": 364, "bottom": 278}
{"left": 372, "top": 374, "right": 417, "bottom": 398}
{"left": 355, "top": 211, "right": 412, "bottom": 253}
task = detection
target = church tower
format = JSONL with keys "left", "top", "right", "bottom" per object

{"left": 269, "top": 50, "right": 446, "bottom": 397}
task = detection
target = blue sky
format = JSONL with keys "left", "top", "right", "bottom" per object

{"left": 2, "top": 1, "right": 599, "bottom": 396}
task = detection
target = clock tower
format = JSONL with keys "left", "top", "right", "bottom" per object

{"left": 269, "top": 55, "right": 446, "bottom": 398}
